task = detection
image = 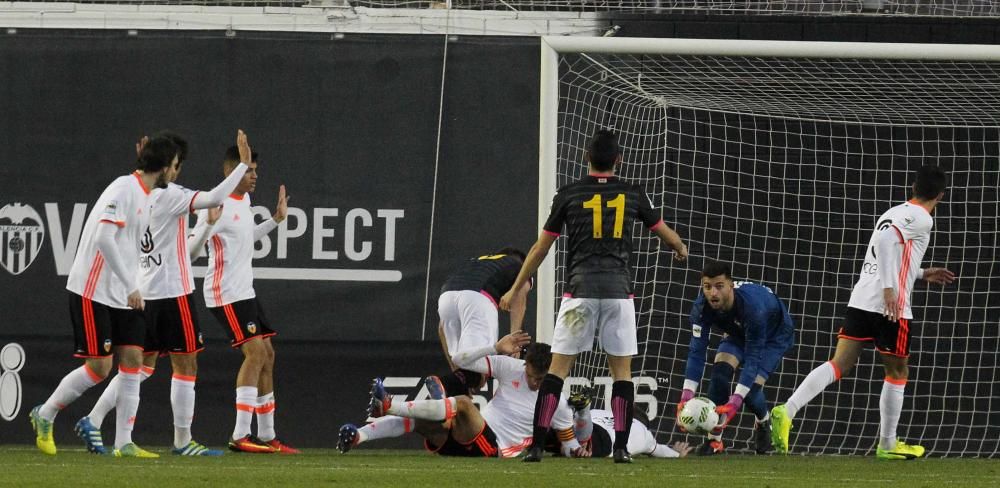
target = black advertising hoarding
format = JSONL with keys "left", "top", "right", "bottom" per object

{"left": 0, "top": 30, "right": 541, "bottom": 447}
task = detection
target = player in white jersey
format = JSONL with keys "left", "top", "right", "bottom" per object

{"left": 188, "top": 146, "right": 297, "bottom": 454}
{"left": 338, "top": 335, "right": 588, "bottom": 459}
{"left": 29, "top": 135, "right": 180, "bottom": 458}
{"left": 74, "top": 130, "right": 252, "bottom": 457}
{"left": 771, "top": 165, "right": 955, "bottom": 460}
{"left": 550, "top": 396, "right": 692, "bottom": 459}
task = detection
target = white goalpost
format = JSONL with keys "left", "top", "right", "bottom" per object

{"left": 538, "top": 36, "right": 1000, "bottom": 457}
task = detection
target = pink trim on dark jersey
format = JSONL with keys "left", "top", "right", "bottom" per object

{"left": 648, "top": 219, "right": 664, "bottom": 231}
{"left": 177, "top": 217, "right": 192, "bottom": 295}
{"left": 542, "top": 229, "right": 560, "bottom": 237}
{"left": 562, "top": 293, "right": 573, "bottom": 298}
{"left": 211, "top": 235, "right": 225, "bottom": 307}
{"left": 480, "top": 290, "right": 498, "bottom": 308}
{"left": 588, "top": 171, "right": 615, "bottom": 177}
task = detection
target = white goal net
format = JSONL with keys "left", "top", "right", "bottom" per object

{"left": 539, "top": 37, "right": 1000, "bottom": 457}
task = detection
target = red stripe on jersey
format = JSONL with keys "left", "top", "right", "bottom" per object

{"left": 897, "top": 240, "right": 913, "bottom": 313}
{"left": 177, "top": 217, "right": 192, "bottom": 295}
{"left": 211, "top": 235, "right": 225, "bottom": 307}
{"left": 224, "top": 304, "right": 245, "bottom": 343}
{"left": 82, "top": 297, "right": 97, "bottom": 356}
{"left": 188, "top": 191, "right": 201, "bottom": 214}
{"left": 177, "top": 296, "right": 196, "bottom": 352}
{"left": 84, "top": 253, "right": 104, "bottom": 300}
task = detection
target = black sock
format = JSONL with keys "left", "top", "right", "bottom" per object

{"left": 611, "top": 380, "right": 634, "bottom": 451}
{"left": 708, "top": 362, "right": 735, "bottom": 406}
{"left": 531, "top": 374, "right": 564, "bottom": 449}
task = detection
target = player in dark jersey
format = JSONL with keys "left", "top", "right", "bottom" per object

{"left": 676, "top": 260, "right": 795, "bottom": 456}
{"left": 499, "top": 129, "right": 688, "bottom": 463}
{"left": 427, "top": 248, "right": 532, "bottom": 398}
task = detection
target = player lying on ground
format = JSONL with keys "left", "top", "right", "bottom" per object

{"left": 770, "top": 165, "right": 955, "bottom": 460}
{"left": 74, "top": 130, "right": 252, "bottom": 457}
{"left": 429, "top": 248, "right": 532, "bottom": 398}
{"left": 676, "top": 260, "right": 795, "bottom": 456}
{"left": 544, "top": 389, "right": 692, "bottom": 459}
{"left": 338, "top": 333, "right": 587, "bottom": 458}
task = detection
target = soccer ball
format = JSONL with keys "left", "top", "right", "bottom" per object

{"left": 678, "top": 397, "right": 719, "bottom": 434}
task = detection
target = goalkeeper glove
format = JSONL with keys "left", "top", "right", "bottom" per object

{"left": 675, "top": 389, "right": 696, "bottom": 432}
{"left": 713, "top": 393, "right": 744, "bottom": 433}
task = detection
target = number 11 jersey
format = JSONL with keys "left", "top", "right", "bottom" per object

{"left": 542, "top": 174, "right": 663, "bottom": 298}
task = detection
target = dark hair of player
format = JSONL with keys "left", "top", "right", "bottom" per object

{"left": 587, "top": 129, "right": 620, "bottom": 172}
{"left": 912, "top": 165, "right": 948, "bottom": 200}
{"left": 153, "top": 130, "right": 189, "bottom": 163}
{"left": 224, "top": 145, "right": 259, "bottom": 170}
{"left": 138, "top": 136, "right": 179, "bottom": 173}
{"left": 701, "top": 260, "right": 732, "bottom": 280}
{"left": 523, "top": 343, "right": 552, "bottom": 373}
{"left": 494, "top": 247, "right": 527, "bottom": 262}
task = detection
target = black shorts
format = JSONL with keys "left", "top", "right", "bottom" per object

{"left": 209, "top": 298, "right": 276, "bottom": 348}
{"left": 838, "top": 307, "right": 912, "bottom": 357}
{"left": 144, "top": 294, "right": 205, "bottom": 355}
{"left": 425, "top": 423, "right": 499, "bottom": 458}
{"left": 69, "top": 292, "right": 145, "bottom": 358}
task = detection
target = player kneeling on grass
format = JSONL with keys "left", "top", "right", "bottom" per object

{"left": 338, "top": 333, "right": 587, "bottom": 459}
{"left": 676, "top": 260, "right": 795, "bottom": 456}
{"left": 544, "top": 388, "right": 692, "bottom": 459}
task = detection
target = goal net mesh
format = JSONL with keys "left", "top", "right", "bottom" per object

{"left": 555, "top": 49, "right": 1000, "bottom": 457}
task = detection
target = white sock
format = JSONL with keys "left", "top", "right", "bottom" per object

{"left": 89, "top": 366, "right": 153, "bottom": 427}
{"left": 256, "top": 393, "right": 276, "bottom": 442}
{"left": 386, "top": 397, "right": 458, "bottom": 421}
{"left": 114, "top": 366, "right": 142, "bottom": 449}
{"left": 39, "top": 364, "right": 104, "bottom": 421}
{"left": 357, "top": 416, "right": 413, "bottom": 444}
{"left": 171, "top": 374, "right": 196, "bottom": 449}
{"left": 879, "top": 378, "right": 906, "bottom": 450}
{"left": 232, "top": 386, "right": 258, "bottom": 440}
{"left": 786, "top": 361, "right": 840, "bottom": 418}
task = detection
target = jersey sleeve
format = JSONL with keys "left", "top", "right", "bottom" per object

{"left": 893, "top": 208, "right": 933, "bottom": 242}
{"left": 97, "top": 188, "right": 128, "bottom": 227}
{"left": 161, "top": 185, "right": 198, "bottom": 217}
{"left": 485, "top": 355, "right": 523, "bottom": 382}
{"left": 635, "top": 186, "right": 663, "bottom": 229}
{"left": 684, "top": 296, "right": 710, "bottom": 389}
{"left": 541, "top": 190, "right": 568, "bottom": 236}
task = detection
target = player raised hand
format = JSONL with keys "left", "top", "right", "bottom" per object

{"left": 673, "top": 243, "right": 688, "bottom": 262}
{"left": 922, "top": 267, "right": 956, "bottom": 285}
{"left": 206, "top": 205, "right": 223, "bottom": 225}
{"left": 237, "top": 129, "right": 252, "bottom": 164}
{"left": 495, "top": 330, "right": 531, "bottom": 356}
{"left": 273, "top": 185, "right": 289, "bottom": 223}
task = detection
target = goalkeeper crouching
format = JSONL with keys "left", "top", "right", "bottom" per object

{"left": 675, "top": 260, "right": 795, "bottom": 455}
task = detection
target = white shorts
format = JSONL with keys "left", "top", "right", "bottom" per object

{"left": 438, "top": 290, "right": 499, "bottom": 358}
{"left": 551, "top": 297, "right": 637, "bottom": 356}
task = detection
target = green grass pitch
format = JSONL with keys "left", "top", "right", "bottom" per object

{"left": 0, "top": 446, "right": 996, "bottom": 487}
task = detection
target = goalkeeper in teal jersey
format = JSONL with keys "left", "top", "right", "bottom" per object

{"left": 676, "top": 260, "right": 795, "bottom": 455}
